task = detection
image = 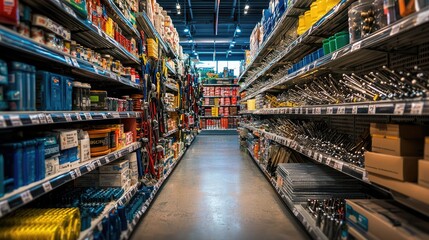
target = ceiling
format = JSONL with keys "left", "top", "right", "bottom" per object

{"left": 156, "top": 0, "right": 269, "bottom": 61}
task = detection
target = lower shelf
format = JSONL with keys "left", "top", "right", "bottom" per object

{"left": 245, "top": 148, "right": 328, "bottom": 240}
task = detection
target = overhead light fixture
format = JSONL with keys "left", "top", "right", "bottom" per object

{"left": 244, "top": 10, "right": 248, "bottom": 14}
{"left": 244, "top": 4, "right": 249, "bottom": 10}
{"left": 177, "top": 10, "right": 181, "bottom": 15}
{"left": 232, "top": 40, "right": 236, "bottom": 44}
{"left": 188, "top": 39, "right": 193, "bottom": 43}
{"left": 176, "top": 1, "right": 181, "bottom": 10}
{"left": 230, "top": 43, "right": 234, "bottom": 47}
{"left": 236, "top": 25, "right": 241, "bottom": 33}
{"left": 184, "top": 26, "right": 189, "bottom": 33}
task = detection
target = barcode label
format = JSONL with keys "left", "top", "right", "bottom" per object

{"left": 21, "top": 190, "right": 33, "bottom": 204}
{"left": 29, "top": 114, "right": 40, "bottom": 124}
{"left": 42, "top": 182, "right": 53, "bottom": 192}
{"left": 10, "top": 115, "right": 23, "bottom": 126}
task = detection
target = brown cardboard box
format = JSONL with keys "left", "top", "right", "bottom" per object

{"left": 418, "top": 160, "right": 429, "bottom": 188}
{"left": 346, "top": 199, "right": 429, "bottom": 240}
{"left": 368, "top": 173, "right": 429, "bottom": 205}
{"left": 425, "top": 137, "right": 429, "bottom": 160}
{"left": 365, "top": 151, "right": 419, "bottom": 181}
{"left": 370, "top": 123, "right": 427, "bottom": 138}
{"left": 371, "top": 135, "right": 423, "bottom": 156}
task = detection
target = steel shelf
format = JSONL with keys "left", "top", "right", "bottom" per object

{"left": 103, "top": 0, "right": 140, "bottom": 38}
{"left": 136, "top": 12, "right": 178, "bottom": 59}
{"left": 0, "top": 111, "right": 141, "bottom": 129}
{"left": 240, "top": 123, "right": 369, "bottom": 183}
{"left": 246, "top": 148, "right": 328, "bottom": 240}
{"left": 248, "top": 98, "right": 429, "bottom": 116}
{"left": 163, "top": 128, "right": 178, "bottom": 137}
{"left": 238, "top": 0, "right": 312, "bottom": 82}
{"left": 240, "top": 0, "right": 352, "bottom": 92}
{"left": 0, "top": 142, "right": 142, "bottom": 218}
{"left": 22, "top": 0, "right": 140, "bottom": 65}
{"left": 0, "top": 25, "right": 141, "bottom": 90}
{"left": 166, "top": 63, "right": 177, "bottom": 75}
{"left": 241, "top": 8, "right": 429, "bottom": 101}
{"left": 78, "top": 182, "right": 141, "bottom": 240}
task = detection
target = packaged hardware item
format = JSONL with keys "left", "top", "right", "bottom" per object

{"left": 99, "top": 159, "right": 129, "bottom": 174}
{"left": 53, "top": 129, "right": 79, "bottom": 150}
{"left": 8, "top": 62, "right": 36, "bottom": 111}
{"left": 88, "top": 128, "right": 111, "bottom": 157}
{"left": 0, "top": 0, "right": 19, "bottom": 25}
{"left": 45, "top": 156, "right": 59, "bottom": 176}
{"left": 365, "top": 151, "right": 419, "bottom": 181}
{"left": 348, "top": 0, "right": 387, "bottom": 42}
{"left": 36, "top": 71, "right": 62, "bottom": 111}
{"left": 78, "top": 130, "right": 91, "bottom": 163}
{"left": 90, "top": 90, "right": 107, "bottom": 110}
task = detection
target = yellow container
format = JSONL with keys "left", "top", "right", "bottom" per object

{"left": 317, "top": 0, "right": 327, "bottom": 17}
{"left": 325, "top": 0, "right": 340, "bottom": 12}
{"left": 87, "top": 128, "right": 111, "bottom": 157}
{"left": 247, "top": 99, "right": 256, "bottom": 110}
{"left": 304, "top": 11, "right": 312, "bottom": 32}
{"left": 298, "top": 14, "right": 306, "bottom": 35}
{"left": 310, "top": 2, "right": 319, "bottom": 25}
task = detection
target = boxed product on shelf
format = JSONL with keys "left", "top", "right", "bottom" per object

{"left": 53, "top": 129, "right": 79, "bottom": 150}
{"left": 418, "top": 159, "right": 429, "bottom": 188}
{"left": 99, "top": 169, "right": 130, "bottom": 188}
{"left": 45, "top": 156, "right": 59, "bottom": 177}
{"left": 0, "top": 0, "right": 19, "bottom": 26}
{"left": 90, "top": 90, "right": 108, "bottom": 110}
{"left": 74, "top": 172, "right": 100, "bottom": 187}
{"left": 100, "top": 159, "right": 130, "bottom": 174}
{"left": 345, "top": 199, "right": 429, "bottom": 240}
{"left": 78, "top": 129, "right": 91, "bottom": 162}
{"left": 365, "top": 151, "right": 419, "bottom": 181}
{"left": 8, "top": 62, "right": 36, "bottom": 111}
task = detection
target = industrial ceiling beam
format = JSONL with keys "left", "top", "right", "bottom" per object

{"left": 214, "top": 0, "right": 220, "bottom": 36}
{"left": 187, "top": 0, "right": 194, "bottom": 20}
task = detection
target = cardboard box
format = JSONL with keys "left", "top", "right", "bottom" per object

{"left": 347, "top": 225, "right": 378, "bottom": 240}
{"left": 425, "top": 137, "right": 429, "bottom": 160}
{"left": 54, "top": 130, "right": 78, "bottom": 150}
{"left": 365, "top": 151, "right": 419, "bottom": 181}
{"left": 74, "top": 173, "right": 99, "bottom": 187}
{"left": 99, "top": 170, "right": 129, "bottom": 187}
{"left": 418, "top": 160, "right": 429, "bottom": 188}
{"left": 125, "top": 131, "right": 133, "bottom": 145}
{"left": 368, "top": 173, "right": 429, "bottom": 205}
{"left": 371, "top": 135, "right": 423, "bottom": 156}
{"left": 99, "top": 159, "right": 129, "bottom": 174}
{"left": 45, "top": 156, "right": 59, "bottom": 176}
{"left": 346, "top": 199, "right": 429, "bottom": 240}
{"left": 370, "top": 123, "right": 427, "bottom": 138}
{"left": 79, "top": 138, "right": 91, "bottom": 162}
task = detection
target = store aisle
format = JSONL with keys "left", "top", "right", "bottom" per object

{"left": 131, "top": 135, "right": 309, "bottom": 240}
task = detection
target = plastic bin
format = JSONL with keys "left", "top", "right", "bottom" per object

{"left": 323, "top": 38, "right": 331, "bottom": 55}
{"left": 348, "top": 0, "right": 386, "bottom": 42}
{"left": 329, "top": 36, "right": 337, "bottom": 52}
{"left": 335, "top": 31, "right": 350, "bottom": 49}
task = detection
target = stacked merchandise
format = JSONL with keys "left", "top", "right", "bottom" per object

{"left": 277, "top": 163, "right": 365, "bottom": 203}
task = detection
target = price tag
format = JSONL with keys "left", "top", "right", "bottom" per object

{"left": 29, "top": 114, "right": 40, "bottom": 124}
{"left": 394, "top": 103, "right": 406, "bottom": 115}
{"left": 42, "top": 182, "right": 53, "bottom": 192}
{"left": 9, "top": 115, "right": 22, "bottom": 126}
{"left": 0, "top": 116, "right": 5, "bottom": 127}
{"left": 114, "top": 152, "right": 120, "bottom": 159}
{"left": 101, "top": 113, "right": 107, "bottom": 119}
{"left": 64, "top": 113, "right": 72, "bottom": 122}
{"left": 363, "top": 171, "right": 369, "bottom": 182}
{"left": 308, "top": 150, "right": 312, "bottom": 157}
{"left": 84, "top": 113, "right": 92, "bottom": 120}
{"left": 331, "top": 52, "right": 339, "bottom": 60}
{"left": 411, "top": 102, "right": 424, "bottom": 115}
{"left": 306, "top": 108, "right": 309, "bottom": 114}
{"left": 318, "top": 154, "right": 324, "bottom": 162}
{"left": 38, "top": 114, "right": 47, "bottom": 124}
{"left": 75, "top": 113, "right": 82, "bottom": 120}
{"left": 368, "top": 105, "right": 376, "bottom": 114}
{"left": 93, "top": 66, "right": 99, "bottom": 74}
{"left": 416, "top": 10, "right": 429, "bottom": 24}
{"left": 335, "top": 161, "right": 344, "bottom": 170}
{"left": 46, "top": 114, "right": 54, "bottom": 123}
{"left": 316, "top": 107, "right": 321, "bottom": 114}
{"left": 71, "top": 58, "right": 80, "bottom": 67}
{"left": 352, "top": 106, "right": 358, "bottom": 114}
{"left": 113, "top": 112, "right": 120, "bottom": 118}
{"left": 75, "top": 168, "right": 82, "bottom": 177}
{"left": 96, "top": 159, "right": 102, "bottom": 166}
{"left": 70, "top": 171, "right": 77, "bottom": 179}
{"left": 390, "top": 24, "right": 400, "bottom": 36}
{"left": 21, "top": 190, "right": 33, "bottom": 204}
{"left": 337, "top": 106, "right": 346, "bottom": 115}
{"left": 64, "top": 56, "right": 73, "bottom": 65}
{"left": 0, "top": 201, "right": 10, "bottom": 217}
{"left": 327, "top": 107, "right": 333, "bottom": 114}
{"left": 351, "top": 41, "right": 361, "bottom": 52}
{"left": 326, "top": 157, "right": 332, "bottom": 166}
{"left": 97, "top": 27, "right": 102, "bottom": 36}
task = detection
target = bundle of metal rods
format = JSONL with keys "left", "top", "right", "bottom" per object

{"left": 266, "top": 66, "right": 429, "bottom": 106}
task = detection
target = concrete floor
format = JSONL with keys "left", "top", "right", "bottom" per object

{"left": 131, "top": 135, "right": 309, "bottom": 240}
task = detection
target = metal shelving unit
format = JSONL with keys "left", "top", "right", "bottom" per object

{"left": 0, "top": 143, "right": 142, "bottom": 218}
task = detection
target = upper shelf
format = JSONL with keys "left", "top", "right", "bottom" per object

{"left": 0, "top": 26, "right": 142, "bottom": 90}
{"left": 102, "top": 0, "right": 140, "bottom": 38}
{"left": 240, "top": 0, "right": 352, "bottom": 92}
{"left": 22, "top": 0, "right": 140, "bottom": 65}
{"left": 238, "top": 0, "right": 313, "bottom": 82}
{"left": 241, "top": 8, "right": 429, "bottom": 101}
{"left": 136, "top": 11, "right": 178, "bottom": 60}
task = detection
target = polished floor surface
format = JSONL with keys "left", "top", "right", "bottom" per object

{"left": 131, "top": 135, "right": 309, "bottom": 240}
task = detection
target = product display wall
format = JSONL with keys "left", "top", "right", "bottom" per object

{"left": 0, "top": 0, "right": 198, "bottom": 239}
{"left": 240, "top": 0, "right": 429, "bottom": 239}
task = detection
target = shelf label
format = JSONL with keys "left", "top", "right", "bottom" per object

{"left": 368, "top": 105, "right": 376, "bottom": 114}
{"left": 93, "top": 66, "right": 99, "bottom": 74}
{"left": 318, "top": 154, "right": 324, "bottom": 162}
{"left": 84, "top": 113, "right": 92, "bottom": 120}
{"left": 0, "top": 201, "right": 10, "bottom": 217}
{"left": 308, "top": 150, "right": 312, "bottom": 157}
{"left": 327, "top": 107, "right": 333, "bottom": 114}
{"left": 337, "top": 106, "right": 346, "bottom": 115}
{"left": 0, "top": 116, "right": 5, "bottom": 127}
{"left": 334, "top": 161, "right": 344, "bottom": 170}
{"left": 46, "top": 114, "right": 54, "bottom": 123}
{"left": 29, "top": 114, "right": 40, "bottom": 124}
{"left": 351, "top": 41, "right": 361, "bottom": 52}
{"left": 9, "top": 115, "right": 23, "bottom": 126}
{"left": 394, "top": 103, "right": 406, "bottom": 115}
{"left": 21, "top": 190, "right": 33, "bottom": 204}
{"left": 101, "top": 113, "right": 107, "bottom": 119}
{"left": 38, "top": 114, "right": 47, "bottom": 124}
{"left": 75, "top": 113, "right": 82, "bottom": 120}
{"left": 96, "top": 159, "right": 102, "bottom": 166}
{"left": 71, "top": 58, "right": 80, "bottom": 67}
{"left": 352, "top": 106, "right": 358, "bottom": 114}
{"left": 331, "top": 52, "right": 339, "bottom": 60}
{"left": 315, "top": 107, "right": 321, "bottom": 114}
{"left": 390, "top": 24, "right": 400, "bottom": 36}
{"left": 112, "top": 112, "right": 120, "bottom": 118}
{"left": 411, "top": 102, "right": 424, "bottom": 115}
{"left": 64, "top": 56, "right": 73, "bottom": 65}
{"left": 42, "top": 182, "right": 53, "bottom": 192}
{"left": 75, "top": 168, "right": 82, "bottom": 177}
{"left": 64, "top": 113, "right": 72, "bottom": 122}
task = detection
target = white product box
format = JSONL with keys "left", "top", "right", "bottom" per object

{"left": 99, "top": 159, "right": 129, "bottom": 174}
{"left": 54, "top": 129, "right": 78, "bottom": 150}
{"left": 79, "top": 138, "right": 91, "bottom": 162}
{"left": 45, "top": 156, "right": 59, "bottom": 176}
{"left": 99, "top": 170, "right": 130, "bottom": 187}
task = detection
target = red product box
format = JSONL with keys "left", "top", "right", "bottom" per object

{"left": 0, "top": 0, "right": 19, "bottom": 26}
